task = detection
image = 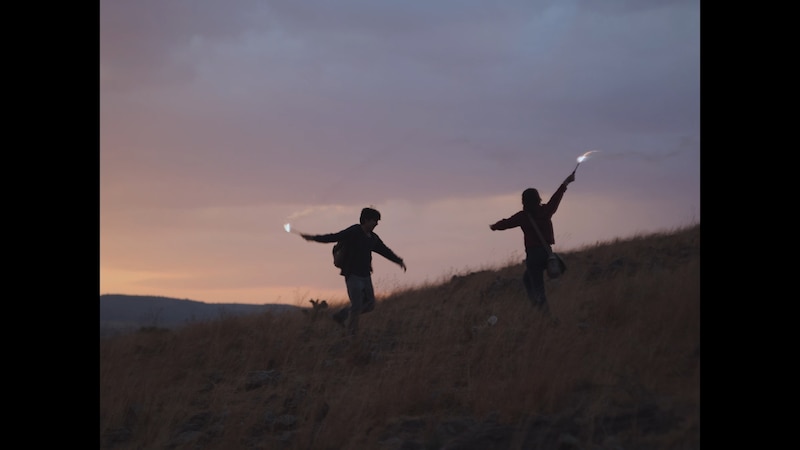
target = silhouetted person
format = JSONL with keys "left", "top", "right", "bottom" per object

{"left": 489, "top": 172, "right": 576, "bottom": 314}
{"left": 302, "top": 207, "right": 406, "bottom": 336}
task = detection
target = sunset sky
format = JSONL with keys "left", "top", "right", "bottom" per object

{"left": 100, "top": 0, "right": 700, "bottom": 306}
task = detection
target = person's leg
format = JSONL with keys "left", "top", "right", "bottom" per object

{"left": 345, "top": 275, "right": 368, "bottom": 335}
{"left": 332, "top": 306, "right": 349, "bottom": 324}
{"left": 331, "top": 276, "right": 353, "bottom": 325}
{"left": 522, "top": 266, "right": 534, "bottom": 302}
{"left": 361, "top": 277, "right": 376, "bottom": 314}
{"left": 526, "top": 247, "right": 550, "bottom": 313}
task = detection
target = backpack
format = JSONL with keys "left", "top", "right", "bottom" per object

{"left": 332, "top": 241, "right": 346, "bottom": 268}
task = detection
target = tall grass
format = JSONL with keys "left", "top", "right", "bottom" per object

{"left": 100, "top": 223, "right": 699, "bottom": 449}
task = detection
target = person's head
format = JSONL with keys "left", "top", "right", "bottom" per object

{"left": 522, "top": 188, "right": 541, "bottom": 211}
{"left": 360, "top": 207, "right": 381, "bottom": 230}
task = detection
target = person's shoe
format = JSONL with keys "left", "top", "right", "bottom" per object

{"left": 332, "top": 310, "right": 347, "bottom": 326}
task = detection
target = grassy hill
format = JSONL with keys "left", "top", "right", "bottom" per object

{"left": 99, "top": 223, "right": 700, "bottom": 449}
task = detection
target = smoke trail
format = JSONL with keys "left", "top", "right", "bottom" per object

{"left": 596, "top": 135, "right": 698, "bottom": 163}
{"left": 285, "top": 204, "right": 355, "bottom": 225}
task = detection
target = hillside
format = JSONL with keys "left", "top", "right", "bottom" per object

{"left": 100, "top": 223, "right": 700, "bottom": 449}
{"left": 100, "top": 294, "right": 302, "bottom": 337}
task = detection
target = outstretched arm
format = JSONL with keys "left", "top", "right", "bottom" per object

{"left": 490, "top": 212, "right": 524, "bottom": 231}
{"left": 373, "top": 239, "right": 407, "bottom": 272}
{"left": 300, "top": 233, "right": 326, "bottom": 242}
{"left": 301, "top": 229, "right": 347, "bottom": 243}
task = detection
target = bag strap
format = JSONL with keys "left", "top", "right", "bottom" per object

{"left": 526, "top": 212, "right": 554, "bottom": 256}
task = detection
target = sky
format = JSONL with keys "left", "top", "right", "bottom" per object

{"left": 100, "top": 0, "right": 700, "bottom": 306}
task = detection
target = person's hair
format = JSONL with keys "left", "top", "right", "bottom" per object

{"left": 522, "top": 188, "right": 541, "bottom": 211}
{"left": 360, "top": 207, "right": 381, "bottom": 223}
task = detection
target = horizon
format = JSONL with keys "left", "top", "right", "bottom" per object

{"left": 101, "top": 221, "right": 698, "bottom": 306}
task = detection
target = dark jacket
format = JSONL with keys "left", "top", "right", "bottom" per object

{"left": 490, "top": 183, "right": 568, "bottom": 252}
{"left": 309, "top": 224, "right": 404, "bottom": 277}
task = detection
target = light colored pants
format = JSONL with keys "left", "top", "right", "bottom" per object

{"left": 342, "top": 275, "right": 376, "bottom": 334}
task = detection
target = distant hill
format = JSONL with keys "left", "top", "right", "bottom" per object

{"left": 100, "top": 294, "right": 302, "bottom": 337}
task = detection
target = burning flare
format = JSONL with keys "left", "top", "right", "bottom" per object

{"left": 284, "top": 223, "right": 303, "bottom": 235}
{"left": 573, "top": 150, "right": 599, "bottom": 173}
{"left": 576, "top": 150, "right": 599, "bottom": 164}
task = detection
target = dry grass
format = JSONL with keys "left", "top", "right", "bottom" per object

{"left": 100, "top": 223, "right": 700, "bottom": 449}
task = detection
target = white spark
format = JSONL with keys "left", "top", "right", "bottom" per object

{"left": 576, "top": 150, "right": 600, "bottom": 164}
